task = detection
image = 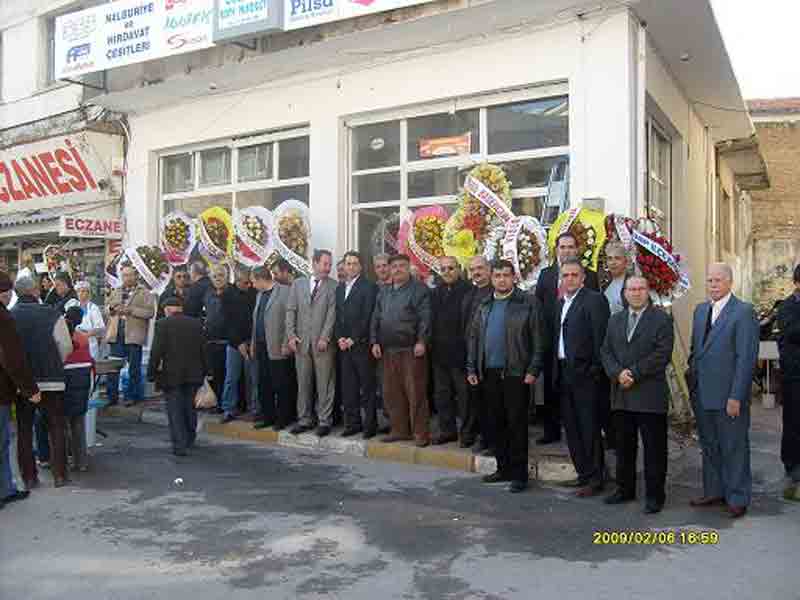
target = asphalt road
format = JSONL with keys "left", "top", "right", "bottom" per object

{"left": 1, "top": 417, "right": 798, "bottom": 600}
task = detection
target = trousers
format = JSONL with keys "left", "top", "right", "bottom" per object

{"left": 615, "top": 410, "right": 667, "bottom": 504}
{"left": 433, "top": 363, "right": 473, "bottom": 439}
{"left": 340, "top": 345, "right": 377, "bottom": 433}
{"left": 165, "top": 384, "right": 200, "bottom": 452}
{"left": 383, "top": 349, "right": 429, "bottom": 441}
{"left": 16, "top": 392, "right": 67, "bottom": 483}
{"left": 483, "top": 370, "right": 530, "bottom": 482}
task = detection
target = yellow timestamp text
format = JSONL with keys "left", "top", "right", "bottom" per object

{"left": 592, "top": 530, "right": 720, "bottom": 545}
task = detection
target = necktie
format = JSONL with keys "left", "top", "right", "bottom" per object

{"left": 627, "top": 311, "right": 639, "bottom": 342}
{"left": 703, "top": 303, "right": 713, "bottom": 345}
{"left": 311, "top": 278, "right": 320, "bottom": 301}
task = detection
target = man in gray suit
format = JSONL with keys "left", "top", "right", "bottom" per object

{"left": 287, "top": 249, "right": 338, "bottom": 436}
{"left": 688, "top": 263, "right": 759, "bottom": 518}
{"left": 250, "top": 267, "right": 294, "bottom": 431}
{"left": 601, "top": 276, "right": 674, "bottom": 513}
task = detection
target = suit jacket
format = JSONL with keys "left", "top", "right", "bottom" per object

{"left": 183, "top": 276, "right": 212, "bottom": 319}
{"left": 334, "top": 276, "right": 378, "bottom": 348}
{"left": 286, "top": 276, "right": 337, "bottom": 353}
{"left": 251, "top": 283, "right": 292, "bottom": 361}
{"left": 601, "top": 304, "right": 674, "bottom": 413}
{"left": 553, "top": 286, "right": 610, "bottom": 384}
{"left": 536, "top": 263, "right": 600, "bottom": 343}
{"left": 688, "top": 295, "right": 759, "bottom": 410}
{"left": 105, "top": 285, "right": 155, "bottom": 346}
{"left": 148, "top": 314, "right": 208, "bottom": 388}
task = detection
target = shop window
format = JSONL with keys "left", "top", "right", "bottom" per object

{"left": 199, "top": 148, "right": 231, "bottom": 187}
{"left": 164, "top": 193, "right": 233, "bottom": 219}
{"left": 236, "top": 185, "right": 309, "bottom": 211}
{"left": 352, "top": 121, "right": 401, "bottom": 171}
{"left": 162, "top": 153, "right": 194, "bottom": 194}
{"left": 238, "top": 143, "right": 273, "bottom": 182}
{"left": 407, "top": 110, "right": 479, "bottom": 161}
{"left": 646, "top": 118, "right": 672, "bottom": 235}
{"left": 487, "top": 97, "right": 569, "bottom": 155}
{"left": 349, "top": 91, "right": 569, "bottom": 267}
{"left": 279, "top": 137, "right": 310, "bottom": 179}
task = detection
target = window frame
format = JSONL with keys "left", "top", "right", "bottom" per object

{"left": 646, "top": 116, "right": 673, "bottom": 236}
{"left": 346, "top": 86, "right": 569, "bottom": 254}
{"left": 159, "top": 127, "right": 310, "bottom": 221}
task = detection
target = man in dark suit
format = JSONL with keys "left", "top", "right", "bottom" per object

{"left": 183, "top": 261, "right": 212, "bottom": 319}
{"left": 335, "top": 251, "right": 379, "bottom": 439}
{"left": 601, "top": 276, "right": 674, "bottom": 513}
{"left": 688, "top": 263, "right": 759, "bottom": 518}
{"left": 776, "top": 264, "right": 800, "bottom": 501}
{"left": 535, "top": 232, "right": 599, "bottom": 445}
{"left": 148, "top": 297, "right": 208, "bottom": 456}
{"left": 555, "top": 258, "right": 610, "bottom": 496}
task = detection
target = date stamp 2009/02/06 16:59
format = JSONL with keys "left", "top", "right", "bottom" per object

{"left": 593, "top": 530, "right": 720, "bottom": 545}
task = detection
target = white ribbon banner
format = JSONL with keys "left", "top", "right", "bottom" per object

{"left": 464, "top": 175, "right": 515, "bottom": 223}
{"left": 406, "top": 212, "right": 442, "bottom": 275}
{"left": 631, "top": 230, "right": 691, "bottom": 293}
{"left": 614, "top": 215, "right": 633, "bottom": 250}
{"left": 558, "top": 207, "right": 581, "bottom": 237}
{"left": 125, "top": 247, "right": 170, "bottom": 296}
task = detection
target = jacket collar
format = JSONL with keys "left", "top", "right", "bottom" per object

{"left": 17, "top": 295, "right": 40, "bottom": 305}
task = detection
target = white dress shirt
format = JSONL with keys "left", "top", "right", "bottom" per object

{"left": 558, "top": 289, "right": 580, "bottom": 360}
{"left": 711, "top": 292, "right": 732, "bottom": 325}
{"left": 345, "top": 275, "right": 359, "bottom": 300}
{"left": 604, "top": 276, "right": 626, "bottom": 315}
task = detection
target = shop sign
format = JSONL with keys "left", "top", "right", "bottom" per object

{"left": 418, "top": 132, "right": 472, "bottom": 158}
{"left": 283, "top": 0, "right": 435, "bottom": 31}
{"left": 54, "top": 0, "right": 214, "bottom": 79}
{"left": 213, "top": 0, "right": 281, "bottom": 43}
{"left": 59, "top": 216, "right": 124, "bottom": 240}
{"left": 0, "top": 131, "right": 123, "bottom": 216}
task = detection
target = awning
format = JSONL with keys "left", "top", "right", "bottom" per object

{"left": 0, "top": 200, "right": 121, "bottom": 240}
{"left": 716, "top": 136, "right": 770, "bottom": 191}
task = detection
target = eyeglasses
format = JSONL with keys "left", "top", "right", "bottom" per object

{"left": 440, "top": 266, "right": 458, "bottom": 271}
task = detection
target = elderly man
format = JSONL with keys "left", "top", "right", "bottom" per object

{"left": 431, "top": 256, "right": 472, "bottom": 446}
{"left": 0, "top": 273, "right": 40, "bottom": 507}
{"left": 777, "top": 264, "right": 800, "bottom": 501}
{"left": 463, "top": 255, "right": 494, "bottom": 455}
{"left": 221, "top": 268, "right": 258, "bottom": 420}
{"left": 535, "top": 232, "right": 600, "bottom": 445}
{"left": 603, "top": 241, "right": 630, "bottom": 316}
{"left": 105, "top": 266, "right": 154, "bottom": 407}
{"left": 12, "top": 276, "right": 73, "bottom": 488}
{"left": 158, "top": 265, "right": 190, "bottom": 320}
{"left": 688, "top": 263, "right": 759, "bottom": 518}
{"left": 148, "top": 297, "right": 208, "bottom": 456}
{"left": 371, "top": 254, "right": 432, "bottom": 447}
{"left": 601, "top": 276, "right": 674, "bottom": 513}
{"left": 287, "top": 250, "right": 338, "bottom": 437}
{"left": 204, "top": 264, "right": 231, "bottom": 418}
{"left": 467, "top": 260, "right": 545, "bottom": 493}
{"left": 555, "top": 258, "right": 610, "bottom": 497}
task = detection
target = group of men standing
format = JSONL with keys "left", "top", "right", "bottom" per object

{"left": 147, "top": 234, "right": 765, "bottom": 518}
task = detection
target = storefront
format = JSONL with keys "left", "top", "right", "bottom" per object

{"left": 0, "top": 129, "right": 125, "bottom": 302}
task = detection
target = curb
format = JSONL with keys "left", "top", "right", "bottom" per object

{"left": 102, "top": 405, "right": 578, "bottom": 483}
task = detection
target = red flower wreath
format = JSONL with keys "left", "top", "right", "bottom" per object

{"left": 635, "top": 233, "right": 681, "bottom": 297}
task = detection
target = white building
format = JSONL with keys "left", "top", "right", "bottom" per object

{"left": 3, "top": 0, "right": 768, "bottom": 339}
{"left": 0, "top": 0, "right": 125, "bottom": 295}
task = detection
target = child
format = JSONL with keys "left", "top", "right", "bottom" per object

{"left": 63, "top": 306, "right": 93, "bottom": 472}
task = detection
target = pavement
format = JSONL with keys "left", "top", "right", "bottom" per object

{"left": 1, "top": 413, "right": 799, "bottom": 600}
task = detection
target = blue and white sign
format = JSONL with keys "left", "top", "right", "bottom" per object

{"left": 55, "top": 0, "right": 215, "bottom": 79}
{"left": 213, "top": 0, "right": 282, "bottom": 43}
{"left": 283, "top": 0, "right": 436, "bottom": 31}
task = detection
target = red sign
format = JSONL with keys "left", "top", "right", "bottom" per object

{"left": 60, "top": 215, "right": 123, "bottom": 239}
{"left": 418, "top": 132, "right": 472, "bottom": 158}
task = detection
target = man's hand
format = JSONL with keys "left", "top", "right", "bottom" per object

{"left": 524, "top": 374, "right": 537, "bottom": 385}
{"left": 338, "top": 338, "right": 349, "bottom": 351}
{"left": 238, "top": 343, "right": 250, "bottom": 360}
{"left": 345, "top": 338, "right": 355, "bottom": 350}
{"left": 726, "top": 398, "right": 741, "bottom": 418}
{"left": 316, "top": 339, "right": 329, "bottom": 353}
{"left": 371, "top": 344, "right": 382, "bottom": 360}
{"left": 467, "top": 374, "right": 479, "bottom": 386}
{"left": 619, "top": 369, "right": 635, "bottom": 388}
{"left": 288, "top": 337, "right": 299, "bottom": 354}
{"left": 281, "top": 343, "right": 291, "bottom": 357}
{"left": 30, "top": 392, "right": 41, "bottom": 405}
{"left": 413, "top": 342, "right": 426, "bottom": 358}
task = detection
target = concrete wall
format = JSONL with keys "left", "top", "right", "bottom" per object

{"left": 123, "top": 10, "right": 640, "bottom": 252}
{"left": 644, "top": 36, "right": 715, "bottom": 347}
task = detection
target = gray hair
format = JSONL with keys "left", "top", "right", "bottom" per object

{"left": 560, "top": 257, "right": 585, "bottom": 273}
{"left": 709, "top": 262, "right": 733, "bottom": 282}
{"left": 190, "top": 261, "right": 208, "bottom": 278}
{"left": 373, "top": 253, "right": 390, "bottom": 265}
{"left": 14, "top": 276, "right": 37, "bottom": 296}
{"left": 74, "top": 280, "right": 91, "bottom": 292}
{"left": 604, "top": 241, "right": 628, "bottom": 258}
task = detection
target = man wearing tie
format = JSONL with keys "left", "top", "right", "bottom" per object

{"left": 601, "top": 276, "right": 674, "bottom": 513}
{"left": 688, "top": 263, "right": 758, "bottom": 518}
{"left": 535, "top": 233, "right": 600, "bottom": 445}
{"left": 335, "top": 251, "right": 379, "bottom": 439}
{"left": 287, "top": 249, "right": 338, "bottom": 437}
{"left": 554, "top": 258, "right": 610, "bottom": 497}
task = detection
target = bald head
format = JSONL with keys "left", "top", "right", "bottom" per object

{"left": 707, "top": 263, "right": 733, "bottom": 302}
{"left": 468, "top": 255, "right": 490, "bottom": 288}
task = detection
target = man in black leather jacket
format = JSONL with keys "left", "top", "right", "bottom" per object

{"left": 467, "top": 260, "right": 545, "bottom": 493}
